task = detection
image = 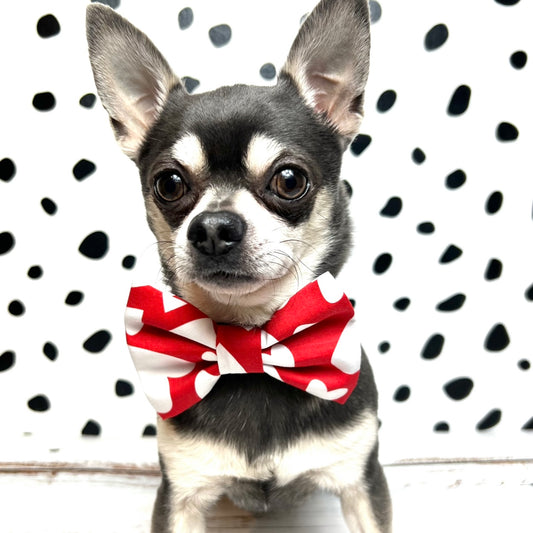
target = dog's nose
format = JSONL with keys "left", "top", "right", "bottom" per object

{"left": 187, "top": 211, "right": 246, "bottom": 256}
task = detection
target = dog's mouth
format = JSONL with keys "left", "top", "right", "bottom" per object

{"left": 198, "top": 270, "right": 258, "bottom": 287}
{"left": 191, "top": 267, "right": 283, "bottom": 300}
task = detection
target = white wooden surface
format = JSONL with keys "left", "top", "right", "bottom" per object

{"left": 1, "top": 460, "right": 531, "bottom": 532}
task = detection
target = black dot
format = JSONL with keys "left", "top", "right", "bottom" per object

{"left": 417, "top": 222, "right": 435, "bottom": 234}
{"left": 378, "top": 342, "right": 390, "bottom": 353}
{"left": 444, "top": 377, "right": 474, "bottom": 400}
{"left": 485, "top": 258, "right": 502, "bottom": 280}
{"left": 0, "top": 231, "right": 15, "bottom": 255}
{"left": 79, "top": 93, "right": 96, "bottom": 108}
{"left": 393, "top": 298, "right": 410, "bottom": 311}
{"left": 28, "top": 265, "right": 43, "bottom": 279}
{"left": 373, "top": 253, "right": 392, "bottom": 274}
{"left": 209, "top": 24, "right": 232, "bottom": 47}
{"left": 436, "top": 293, "right": 466, "bottom": 312}
{"left": 494, "top": 0, "right": 520, "bottom": 5}
{"left": 496, "top": 122, "right": 519, "bottom": 141}
{"left": 115, "top": 379, "right": 134, "bottom": 397}
{"left": 484, "top": 323, "right": 510, "bottom": 351}
{"left": 8, "top": 300, "right": 25, "bottom": 316}
{"left": 421, "top": 334, "right": 445, "bottom": 360}
{"left": 83, "top": 330, "right": 112, "bottom": 353}
{"left": 439, "top": 244, "right": 463, "bottom": 264}
{"left": 445, "top": 169, "right": 466, "bottom": 189}
{"left": 65, "top": 291, "right": 84, "bottom": 306}
{"left": 32, "top": 92, "right": 56, "bottom": 111}
{"left": 178, "top": 7, "right": 194, "bottom": 30}
{"left": 380, "top": 196, "right": 402, "bottom": 217}
{"left": 349, "top": 298, "right": 356, "bottom": 308}
{"left": 510, "top": 51, "right": 527, "bottom": 69}
{"left": 260, "top": 63, "right": 277, "bottom": 80}
{"left": 43, "top": 342, "right": 58, "bottom": 361}
{"left": 41, "top": 198, "right": 58, "bottom": 215}
{"left": 393, "top": 385, "right": 411, "bottom": 402}
{"left": 82, "top": 419, "right": 101, "bottom": 436}
{"left": 518, "top": 359, "right": 530, "bottom": 371}
{"left": 37, "top": 14, "right": 60, "bottom": 38}
{"left": 343, "top": 180, "right": 353, "bottom": 198}
{"left": 73, "top": 159, "right": 96, "bottom": 181}
{"left": 28, "top": 395, "right": 50, "bottom": 412}
{"left": 182, "top": 77, "right": 200, "bottom": 94}
{"left": 485, "top": 191, "right": 503, "bottom": 214}
{"left": 350, "top": 134, "right": 372, "bottom": 156}
{"left": 412, "top": 148, "right": 426, "bottom": 164}
{"left": 447, "top": 85, "right": 471, "bottom": 116}
{"left": 0, "top": 350, "right": 15, "bottom": 372}
{"left": 476, "top": 409, "right": 502, "bottom": 431}
{"left": 91, "top": 0, "right": 120, "bottom": 7}
{"left": 434, "top": 422, "right": 450, "bottom": 432}
{"left": 143, "top": 424, "right": 157, "bottom": 437}
{"left": 122, "top": 255, "right": 136, "bottom": 269}
{"left": 424, "top": 23, "right": 449, "bottom": 51}
{"left": 526, "top": 283, "right": 533, "bottom": 301}
{"left": 376, "top": 89, "right": 396, "bottom": 112}
{"left": 0, "top": 158, "right": 16, "bottom": 182}
{"left": 79, "top": 231, "right": 109, "bottom": 259}
{"left": 369, "top": 1, "right": 382, "bottom": 23}
{"left": 522, "top": 417, "right": 533, "bottom": 430}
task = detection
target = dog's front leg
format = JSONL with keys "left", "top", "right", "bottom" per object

{"left": 151, "top": 473, "right": 224, "bottom": 533}
{"left": 339, "top": 456, "right": 392, "bottom": 533}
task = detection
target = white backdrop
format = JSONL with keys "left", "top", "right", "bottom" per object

{"left": 0, "top": 0, "right": 532, "bottom": 467}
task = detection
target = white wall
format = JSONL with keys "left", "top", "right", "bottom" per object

{"left": 0, "top": 0, "right": 532, "bottom": 466}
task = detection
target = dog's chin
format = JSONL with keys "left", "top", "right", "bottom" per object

{"left": 194, "top": 268, "right": 289, "bottom": 303}
{"left": 195, "top": 271, "right": 270, "bottom": 298}
{"left": 180, "top": 269, "right": 303, "bottom": 327}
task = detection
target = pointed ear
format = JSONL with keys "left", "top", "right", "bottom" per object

{"left": 86, "top": 4, "right": 182, "bottom": 160}
{"left": 280, "top": 0, "right": 370, "bottom": 147}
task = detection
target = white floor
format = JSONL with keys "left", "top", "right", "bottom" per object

{"left": 1, "top": 460, "right": 531, "bottom": 532}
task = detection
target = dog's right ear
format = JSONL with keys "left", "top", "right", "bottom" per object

{"left": 86, "top": 4, "right": 181, "bottom": 160}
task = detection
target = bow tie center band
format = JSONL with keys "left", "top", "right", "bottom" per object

{"left": 125, "top": 272, "right": 361, "bottom": 419}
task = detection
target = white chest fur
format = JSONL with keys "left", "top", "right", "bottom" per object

{"left": 157, "top": 409, "right": 378, "bottom": 497}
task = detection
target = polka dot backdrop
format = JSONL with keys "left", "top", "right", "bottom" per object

{"left": 0, "top": 0, "right": 531, "bottom": 465}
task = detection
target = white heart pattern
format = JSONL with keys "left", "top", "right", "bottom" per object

{"left": 128, "top": 345, "right": 196, "bottom": 413}
{"left": 125, "top": 307, "right": 144, "bottom": 336}
{"left": 331, "top": 318, "right": 361, "bottom": 374}
{"left": 317, "top": 272, "right": 344, "bottom": 304}
{"left": 262, "top": 342, "right": 295, "bottom": 368}
{"left": 306, "top": 379, "right": 348, "bottom": 401}
{"left": 195, "top": 369, "right": 220, "bottom": 399}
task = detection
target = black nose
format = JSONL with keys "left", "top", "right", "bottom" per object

{"left": 187, "top": 211, "right": 246, "bottom": 257}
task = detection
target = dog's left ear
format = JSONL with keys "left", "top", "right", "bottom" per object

{"left": 280, "top": 0, "right": 370, "bottom": 148}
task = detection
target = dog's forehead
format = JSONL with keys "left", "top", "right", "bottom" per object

{"left": 142, "top": 82, "right": 341, "bottom": 185}
{"left": 171, "top": 131, "right": 284, "bottom": 181}
{"left": 182, "top": 85, "right": 291, "bottom": 175}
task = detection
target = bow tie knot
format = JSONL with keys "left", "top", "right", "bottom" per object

{"left": 125, "top": 273, "right": 361, "bottom": 419}
{"left": 215, "top": 325, "right": 264, "bottom": 374}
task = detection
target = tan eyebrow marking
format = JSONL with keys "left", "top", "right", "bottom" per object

{"left": 244, "top": 133, "right": 284, "bottom": 177}
{"left": 171, "top": 134, "right": 208, "bottom": 174}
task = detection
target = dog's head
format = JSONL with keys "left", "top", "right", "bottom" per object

{"left": 87, "top": 0, "right": 370, "bottom": 326}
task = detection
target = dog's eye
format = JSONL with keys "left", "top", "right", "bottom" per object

{"left": 269, "top": 168, "right": 309, "bottom": 200}
{"left": 154, "top": 170, "right": 187, "bottom": 202}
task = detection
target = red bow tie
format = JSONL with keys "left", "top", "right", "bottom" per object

{"left": 125, "top": 273, "right": 361, "bottom": 419}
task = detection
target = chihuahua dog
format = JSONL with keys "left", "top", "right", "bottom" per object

{"left": 87, "top": 0, "right": 391, "bottom": 531}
